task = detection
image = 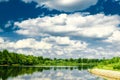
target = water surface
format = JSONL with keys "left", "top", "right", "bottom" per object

{"left": 0, "top": 66, "right": 105, "bottom": 80}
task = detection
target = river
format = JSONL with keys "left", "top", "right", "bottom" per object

{"left": 0, "top": 66, "right": 105, "bottom": 80}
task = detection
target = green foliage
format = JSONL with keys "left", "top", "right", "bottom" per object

{"left": 0, "top": 50, "right": 100, "bottom": 66}
{"left": 95, "top": 57, "right": 120, "bottom": 70}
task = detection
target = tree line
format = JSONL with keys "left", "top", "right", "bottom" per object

{"left": 0, "top": 49, "right": 101, "bottom": 66}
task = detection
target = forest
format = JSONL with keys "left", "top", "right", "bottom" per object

{"left": 0, "top": 50, "right": 100, "bottom": 66}
{"left": 1, "top": 49, "right": 120, "bottom": 71}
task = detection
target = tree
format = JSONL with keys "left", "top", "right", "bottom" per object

{"left": 77, "top": 58, "right": 82, "bottom": 63}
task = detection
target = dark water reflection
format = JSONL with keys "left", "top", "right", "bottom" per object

{"left": 0, "top": 66, "right": 104, "bottom": 80}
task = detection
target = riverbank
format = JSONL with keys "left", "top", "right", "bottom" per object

{"left": 0, "top": 63, "right": 97, "bottom": 67}
{"left": 89, "top": 69, "right": 120, "bottom": 79}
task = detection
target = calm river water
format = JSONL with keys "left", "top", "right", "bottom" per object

{"left": 0, "top": 66, "right": 105, "bottom": 80}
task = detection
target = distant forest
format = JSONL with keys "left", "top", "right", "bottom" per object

{"left": 0, "top": 50, "right": 100, "bottom": 66}
{"left": 1, "top": 49, "right": 120, "bottom": 70}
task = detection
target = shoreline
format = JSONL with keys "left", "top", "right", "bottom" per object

{"left": 0, "top": 65, "right": 78, "bottom": 67}
{"left": 89, "top": 69, "right": 120, "bottom": 79}
{"left": 0, "top": 64, "right": 95, "bottom": 67}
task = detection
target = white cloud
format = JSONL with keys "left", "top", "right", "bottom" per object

{"left": 104, "top": 30, "right": 120, "bottom": 43}
{"left": 0, "top": 37, "right": 4, "bottom": 43}
{"left": 42, "top": 36, "right": 88, "bottom": 50}
{"left": 1, "top": 36, "right": 120, "bottom": 58}
{"left": 7, "top": 38, "right": 52, "bottom": 50}
{"left": 15, "top": 13, "right": 120, "bottom": 38}
{"left": 0, "top": 36, "right": 88, "bottom": 57}
{"left": 22, "top": 0, "right": 98, "bottom": 12}
{"left": 14, "top": 38, "right": 52, "bottom": 49}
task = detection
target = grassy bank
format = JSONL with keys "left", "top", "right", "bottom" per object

{"left": 94, "top": 57, "right": 120, "bottom": 71}
{"left": 0, "top": 63, "right": 97, "bottom": 67}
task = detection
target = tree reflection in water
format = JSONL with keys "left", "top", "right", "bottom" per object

{"left": 0, "top": 65, "right": 94, "bottom": 80}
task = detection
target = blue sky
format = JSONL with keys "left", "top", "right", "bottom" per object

{"left": 0, "top": 0, "right": 120, "bottom": 58}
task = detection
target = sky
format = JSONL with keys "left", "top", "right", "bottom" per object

{"left": 0, "top": 0, "right": 120, "bottom": 58}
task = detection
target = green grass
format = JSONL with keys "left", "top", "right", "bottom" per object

{"left": 93, "top": 57, "right": 120, "bottom": 71}
{"left": 95, "top": 62, "right": 120, "bottom": 71}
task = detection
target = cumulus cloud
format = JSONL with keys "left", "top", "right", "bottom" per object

{"left": 22, "top": 0, "right": 98, "bottom": 12}
{"left": 0, "top": 36, "right": 88, "bottom": 57}
{"left": 0, "top": 38, "right": 52, "bottom": 50}
{"left": 0, "top": 37, "right": 4, "bottom": 43}
{"left": 42, "top": 36, "right": 88, "bottom": 50}
{"left": 15, "top": 13, "right": 120, "bottom": 38}
{"left": 104, "top": 30, "right": 120, "bottom": 43}
{"left": 1, "top": 36, "right": 120, "bottom": 58}
{"left": 13, "top": 13, "right": 120, "bottom": 58}
{"left": 82, "top": 47, "right": 120, "bottom": 59}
